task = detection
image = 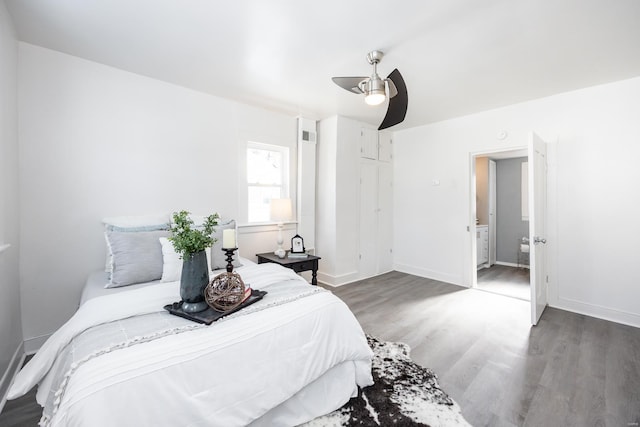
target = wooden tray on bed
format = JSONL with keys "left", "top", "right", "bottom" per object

{"left": 164, "top": 289, "right": 267, "bottom": 325}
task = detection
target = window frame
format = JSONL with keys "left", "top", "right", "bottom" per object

{"left": 246, "top": 141, "right": 290, "bottom": 224}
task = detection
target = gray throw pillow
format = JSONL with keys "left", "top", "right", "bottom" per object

{"left": 107, "top": 229, "right": 171, "bottom": 287}
{"left": 210, "top": 220, "right": 243, "bottom": 270}
{"left": 103, "top": 223, "right": 170, "bottom": 273}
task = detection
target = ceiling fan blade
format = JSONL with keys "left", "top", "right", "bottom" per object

{"left": 332, "top": 76, "right": 367, "bottom": 94}
{"left": 378, "top": 69, "right": 407, "bottom": 130}
{"left": 386, "top": 78, "right": 398, "bottom": 98}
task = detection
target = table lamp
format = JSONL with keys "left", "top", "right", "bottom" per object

{"left": 270, "top": 198, "right": 292, "bottom": 258}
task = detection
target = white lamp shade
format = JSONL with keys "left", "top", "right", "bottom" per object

{"left": 270, "top": 198, "right": 292, "bottom": 222}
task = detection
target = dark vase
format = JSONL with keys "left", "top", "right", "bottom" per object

{"left": 180, "top": 250, "right": 209, "bottom": 313}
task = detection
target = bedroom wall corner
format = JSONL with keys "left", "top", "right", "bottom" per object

{"left": 0, "top": 1, "right": 24, "bottom": 409}
{"left": 315, "top": 115, "right": 363, "bottom": 286}
{"left": 0, "top": 343, "right": 24, "bottom": 414}
{"left": 17, "top": 43, "right": 299, "bottom": 344}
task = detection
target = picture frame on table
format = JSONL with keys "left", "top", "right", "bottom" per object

{"left": 291, "top": 234, "right": 305, "bottom": 253}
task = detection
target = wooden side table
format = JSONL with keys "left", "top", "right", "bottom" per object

{"left": 256, "top": 252, "right": 321, "bottom": 286}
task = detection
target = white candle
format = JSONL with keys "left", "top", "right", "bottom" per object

{"left": 222, "top": 229, "right": 236, "bottom": 249}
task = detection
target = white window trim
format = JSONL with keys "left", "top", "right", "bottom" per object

{"left": 246, "top": 141, "right": 291, "bottom": 224}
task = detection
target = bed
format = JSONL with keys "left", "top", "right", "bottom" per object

{"left": 9, "top": 257, "right": 373, "bottom": 426}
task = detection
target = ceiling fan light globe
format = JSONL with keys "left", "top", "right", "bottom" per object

{"left": 365, "top": 92, "right": 386, "bottom": 105}
{"left": 363, "top": 76, "right": 386, "bottom": 105}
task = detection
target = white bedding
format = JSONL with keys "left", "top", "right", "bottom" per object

{"left": 9, "top": 263, "right": 373, "bottom": 427}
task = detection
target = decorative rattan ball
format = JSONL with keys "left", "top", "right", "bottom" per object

{"left": 204, "top": 272, "right": 246, "bottom": 312}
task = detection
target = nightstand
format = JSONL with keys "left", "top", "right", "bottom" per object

{"left": 256, "top": 252, "right": 321, "bottom": 286}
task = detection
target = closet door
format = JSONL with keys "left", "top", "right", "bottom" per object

{"left": 377, "top": 163, "right": 393, "bottom": 273}
{"left": 359, "top": 162, "right": 394, "bottom": 278}
{"left": 360, "top": 128, "right": 378, "bottom": 160}
{"left": 359, "top": 162, "right": 378, "bottom": 277}
{"left": 378, "top": 132, "right": 393, "bottom": 162}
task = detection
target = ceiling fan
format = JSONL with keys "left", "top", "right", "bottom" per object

{"left": 332, "top": 50, "right": 408, "bottom": 130}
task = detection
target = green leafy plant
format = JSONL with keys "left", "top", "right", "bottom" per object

{"left": 169, "top": 210, "right": 220, "bottom": 258}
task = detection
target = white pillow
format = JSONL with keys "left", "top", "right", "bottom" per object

{"left": 159, "top": 237, "right": 212, "bottom": 282}
{"left": 159, "top": 237, "right": 182, "bottom": 282}
{"left": 103, "top": 213, "right": 171, "bottom": 228}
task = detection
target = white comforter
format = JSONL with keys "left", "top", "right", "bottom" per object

{"left": 9, "top": 264, "right": 373, "bottom": 427}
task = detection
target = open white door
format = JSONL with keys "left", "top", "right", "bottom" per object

{"left": 529, "top": 132, "right": 548, "bottom": 325}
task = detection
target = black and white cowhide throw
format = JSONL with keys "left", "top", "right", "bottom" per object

{"left": 304, "top": 336, "right": 471, "bottom": 426}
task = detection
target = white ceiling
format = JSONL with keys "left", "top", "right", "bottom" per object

{"left": 5, "top": 0, "right": 640, "bottom": 130}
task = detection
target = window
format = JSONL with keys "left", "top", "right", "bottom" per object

{"left": 247, "top": 142, "right": 289, "bottom": 223}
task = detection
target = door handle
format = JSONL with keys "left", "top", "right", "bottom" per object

{"left": 533, "top": 236, "right": 547, "bottom": 244}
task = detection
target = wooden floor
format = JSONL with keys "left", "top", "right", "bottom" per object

{"left": 2, "top": 271, "right": 639, "bottom": 426}
{"left": 477, "top": 264, "right": 530, "bottom": 301}
{"left": 328, "top": 272, "right": 640, "bottom": 427}
{"left": 0, "top": 356, "right": 38, "bottom": 427}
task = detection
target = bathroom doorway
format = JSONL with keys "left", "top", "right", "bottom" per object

{"left": 473, "top": 149, "right": 530, "bottom": 301}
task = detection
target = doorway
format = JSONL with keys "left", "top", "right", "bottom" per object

{"left": 474, "top": 152, "right": 530, "bottom": 301}
{"left": 470, "top": 133, "right": 549, "bottom": 325}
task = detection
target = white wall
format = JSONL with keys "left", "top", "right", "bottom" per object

{"left": 335, "top": 117, "right": 362, "bottom": 281}
{"left": 0, "top": 2, "right": 23, "bottom": 403}
{"left": 393, "top": 75, "right": 640, "bottom": 328}
{"left": 316, "top": 115, "right": 367, "bottom": 286}
{"left": 18, "top": 43, "right": 297, "bottom": 348}
{"left": 316, "top": 116, "right": 338, "bottom": 276}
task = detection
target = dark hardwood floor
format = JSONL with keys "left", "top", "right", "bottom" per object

{"left": 2, "top": 271, "right": 639, "bottom": 426}
{"left": 0, "top": 356, "right": 38, "bottom": 427}
{"left": 328, "top": 271, "right": 640, "bottom": 427}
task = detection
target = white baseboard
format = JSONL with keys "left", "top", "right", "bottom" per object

{"left": 495, "top": 261, "right": 530, "bottom": 269}
{"left": 24, "top": 333, "right": 51, "bottom": 355}
{"left": 393, "top": 263, "right": 464, "bottom": 287}
{"left": 317, "top": 267, "right": 400, "bottom": 287}
{"left": 317, "top": 270, "right": 360, "bottom": 287}
{"left": 0, "top": 341, "right": 25, "bottom": 414}
{"left": 552, "top": 297, "right": 640, "bottom": 329}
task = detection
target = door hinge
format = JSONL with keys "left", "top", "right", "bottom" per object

{"left": 359, "top": 254, "right": 362, "bottom": 260}
{"left": 546, "top": 275, "right": 549, "bottom": 283}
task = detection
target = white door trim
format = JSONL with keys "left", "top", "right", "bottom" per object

{"left": 489, "top": 159, "right": 497, "bottom": 266}
{"left": 468, "top": 146, "right": 527, "bottom": 289}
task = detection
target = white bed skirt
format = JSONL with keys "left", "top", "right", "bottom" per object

{"left": 250, "top": 361, "right": 359, "bottom": 426}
